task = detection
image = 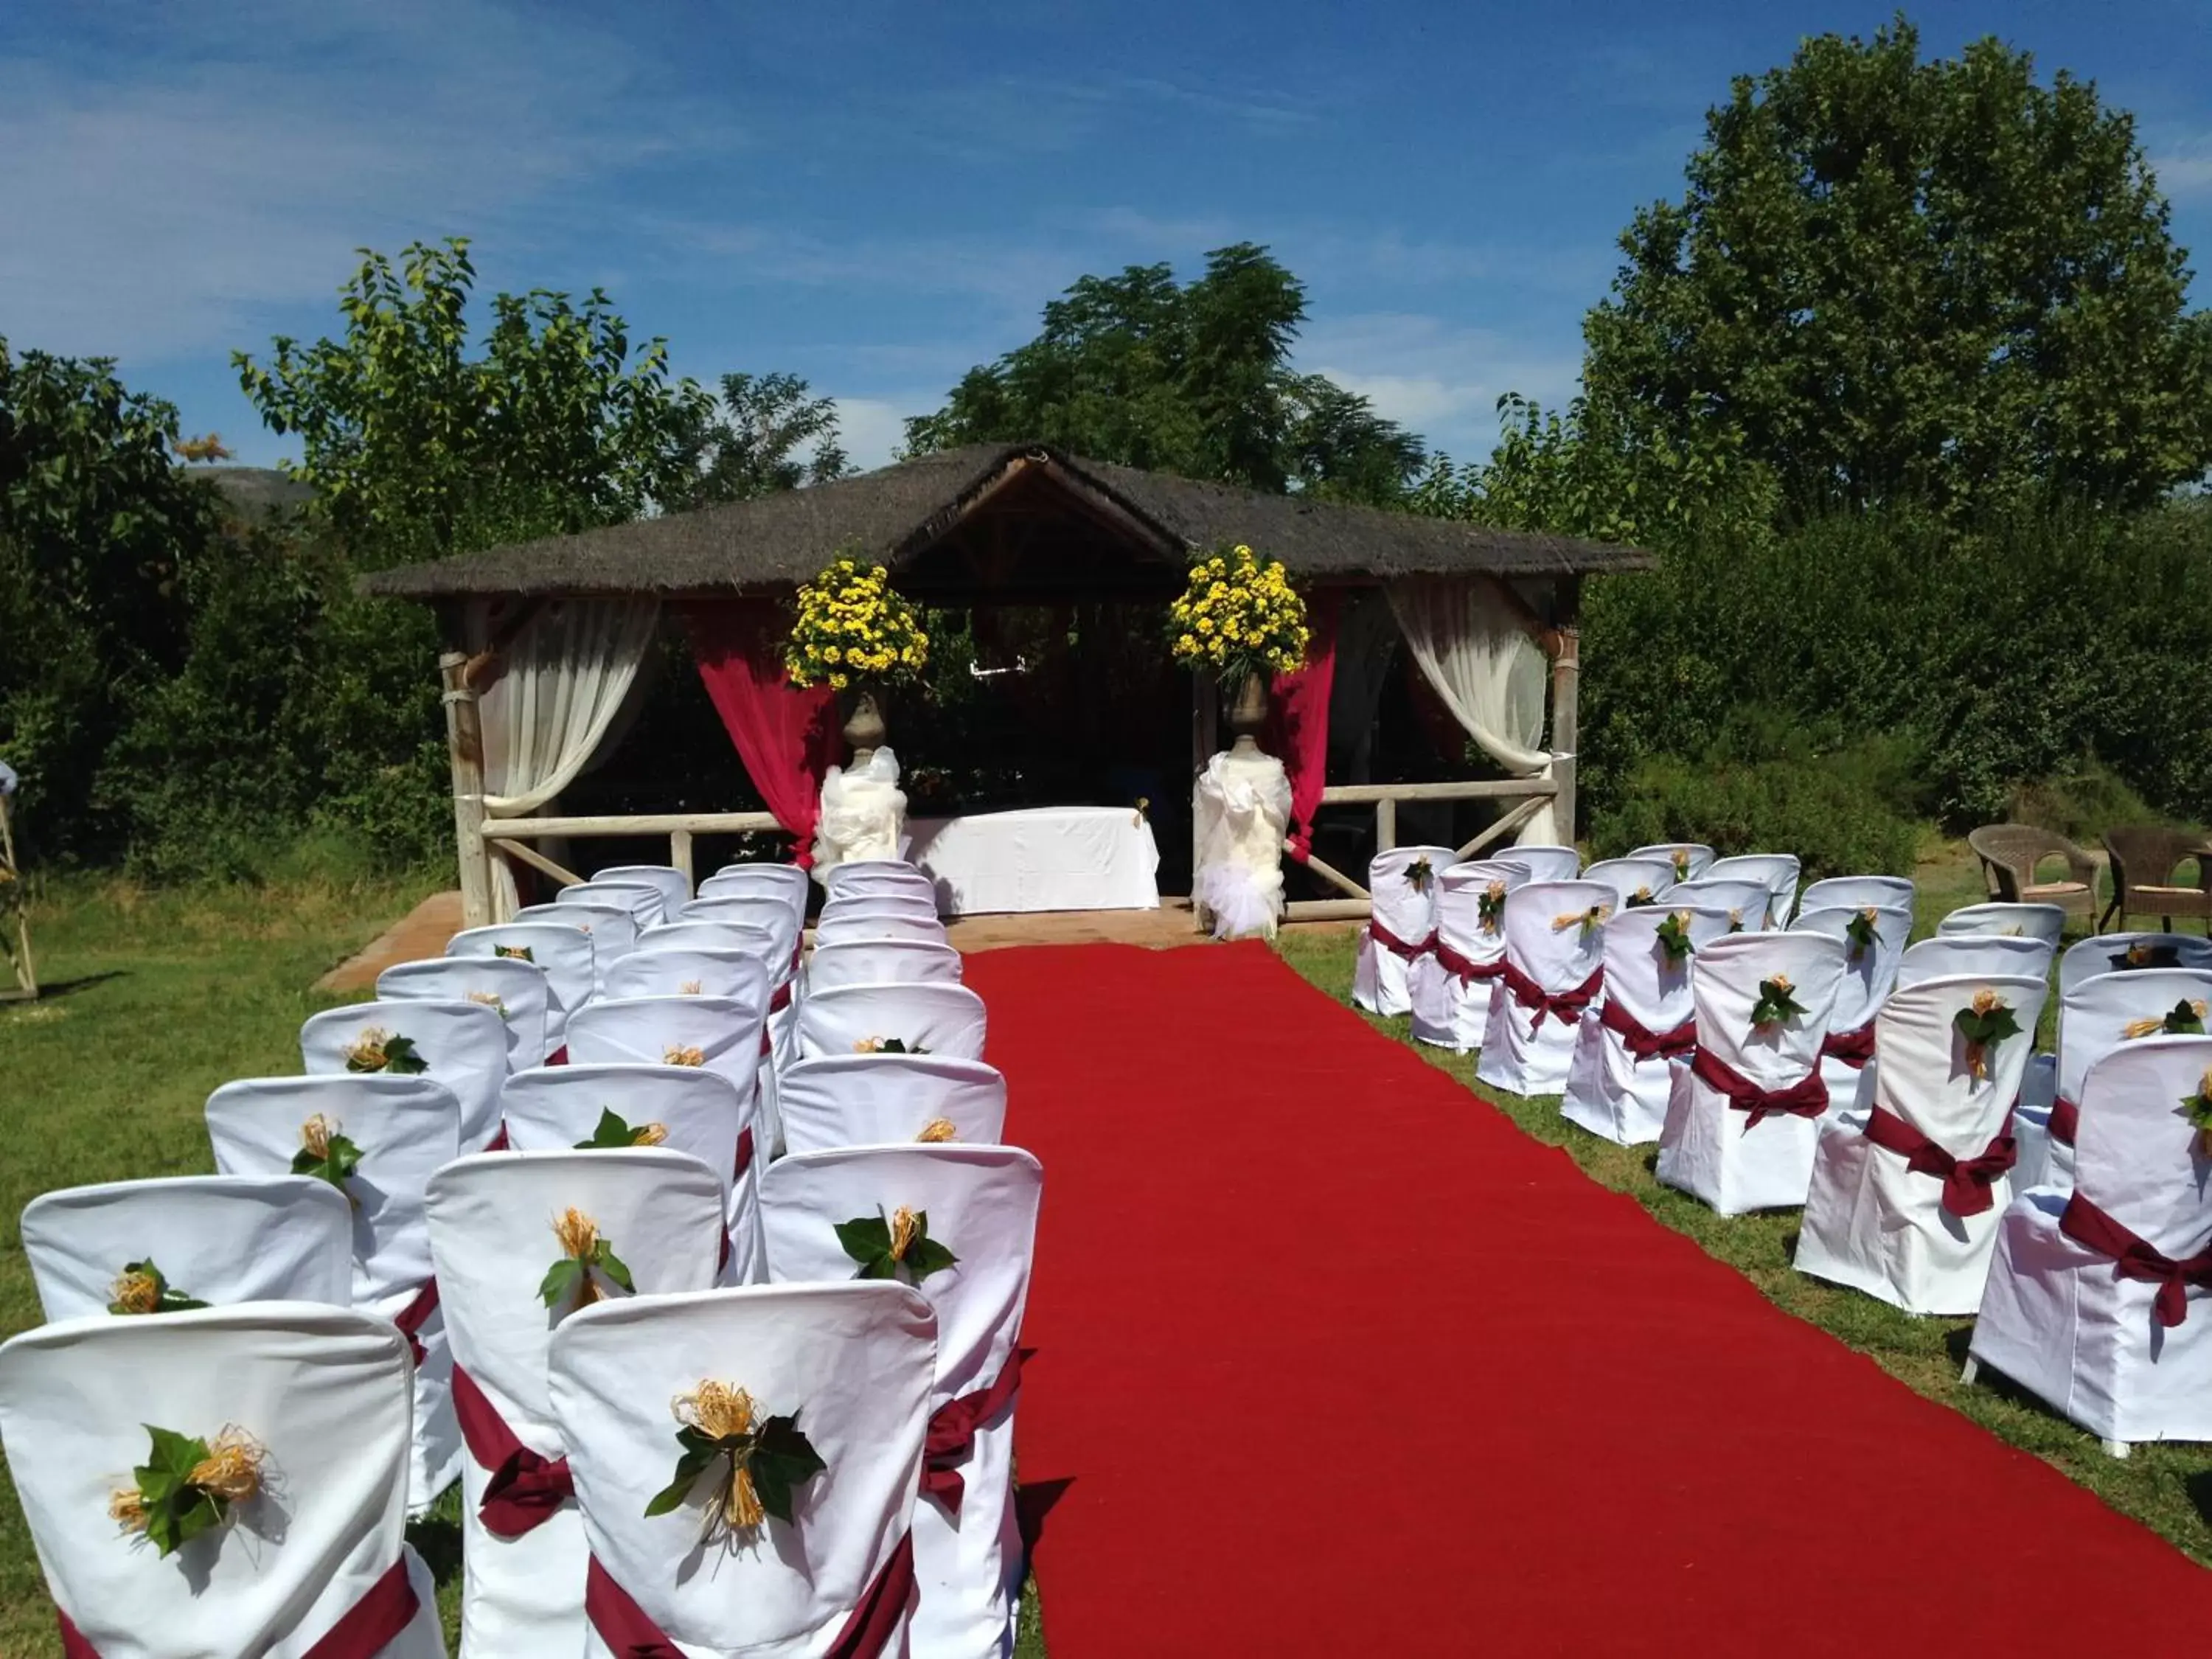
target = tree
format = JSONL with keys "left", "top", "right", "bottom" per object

{"left": 235, "top": 238, "right": 714, "bottom": 566}
{"left": 1579, "top": 18, "right": 2212, "bottom": 518}
{"left": 905, "top": 243, "right": 1427, "bottom": 504}
{"left": 667, "top": 372, "right": 852, "bottom": 508}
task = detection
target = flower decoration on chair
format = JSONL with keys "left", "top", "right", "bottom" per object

{"left": 1405, "top": 857, "right": 1435, "bottom": 895}
{"left": 291, "top": 1113, "right": 361, "bottom": 1197}
{"left": 1627, "top": 885, "right": 1657, "bottom": 908}
{"left": 539, "top": 1208, "right": 634, "bottom": 1310}
{"left": 784, "top": 554, "right": 929, "bottom": 693}
{"left": 1553, "top": 904, "right": 1610, "bottom": 942}
{"left": 1952, "top": 989, "right": 2023, "bottom": 1082}
{"left": 1655, "top": 911, "right": 1697, "bottom": 964}
{"left": 467, "top": 990, "right": 510, "bottom": 1019}
{"left": 854, "top": 1035, "right": 929, "bottom": 1054}
{"left": 1670, "top": 849, "right": 1691, "bottom": 881}
{"left": 917, "top": 1117, "right": 958, "bottom": 1143}
{"left": 1844, "top": 908, "right": 1881, "bottom": 961}
{"left": 664, "top": 1044, "right": 706, "bottom": 1067}
{"left": 1727, "top": 909, "right": 1746, "bottom": 933}
{"left": 108, "top": 1259, "right": 209, "bottom": 1316}
{"left": 110, "top": 1425, "right": 266, "bottom": 1557}
{"left": 1167, "top": 543, "right": 1308, "bottom": 686}
{"left": 835, "top": 1204, "right": 959, "bottom": 1284}
{"left": 344, "top": 1027, "right": 427, "bottom": 1074}
{"left": 2181, "top": 1066, "right": 2212, "bottom": 1158}
{"left": 2125, "top": 999, "right": 2210, "bottom": 1039}
{"left": 1478, "top": 881, "right": 1507, "bottom": 933}
{"left": 646, "top": 1382, "right": 825, "bottom": 1549}
{"left": 493, "top": 944, "right": 535, "bottom": 963}
{"left": 678, "top": 979, "right": 703, "bottom": 995}
{"left": 575, "top": 1107, "right": 669, "bottom": 1150}
{"left": 1750, "top": 975, "right": 1805, "bottom": 1030}
{"left": 2118, "top": 941, "right": 2181, "bottom": 971}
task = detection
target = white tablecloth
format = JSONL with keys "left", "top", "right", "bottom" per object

{"left": 907, "top": 807, "right": 1161, "bottom": 915}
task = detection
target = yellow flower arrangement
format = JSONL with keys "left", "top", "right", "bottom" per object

{"left": 1166, "top": 543, "right": 1308, "bottom": 686}
{"left": 785, "top": 554, "right": 929, "bottom": 692}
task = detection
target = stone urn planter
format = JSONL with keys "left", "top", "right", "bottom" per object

{"left": 838, "top": 685, "right": 888, "bottom": 766}
{"left": 1224, "top": 672, "right": 1269, "bottom": 757}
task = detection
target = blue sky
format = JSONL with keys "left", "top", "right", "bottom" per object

{"left": 9, "top": 0, "right": 2212, "bottom": 473}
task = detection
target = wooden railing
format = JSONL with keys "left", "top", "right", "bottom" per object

{"left": 1281, "top": 777, "right": 1559, "bottom": 922}
{"left": 477, "top": 810, "right": 782, "bottom": 916}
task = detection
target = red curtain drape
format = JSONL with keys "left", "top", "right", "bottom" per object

{"left": 1265, "top": 587, "right": 1342, "bottom": 862}
{"left": 685, "top": 599, "right": 844, "bottom": 867}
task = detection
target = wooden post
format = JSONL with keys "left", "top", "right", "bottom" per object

{"left": 439, "top": 650, "right": 494, "bottom": 929}
{"left": 0, "top": 792, "right": 35, "bottom": 1001}
{"left": 1375, "top": 795, "right": 1397, "bottom": 852}
{"left": 670, "top": 827, "right": 695, "bottom": 889}
{"left": 1548, "top": 615, "right": 1581, "bottom": 846}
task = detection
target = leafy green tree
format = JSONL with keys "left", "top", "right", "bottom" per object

{"left": 667, "top": 372, "right": 852, "bottom": 507}
{"left": 905, "top": 243, "right": 1427, "bottom": 503}
{"left": 1579, "top": 18, "right": 2212, "bottom": 518}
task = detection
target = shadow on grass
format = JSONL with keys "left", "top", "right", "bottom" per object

{"left": 21, "top": 970, "right": 126, "bottom": 1001}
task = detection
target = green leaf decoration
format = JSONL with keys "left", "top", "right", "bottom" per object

{"left": 2181, "top": 1068, "right": 2212, "bottom": 1133}
{"left": 855, "top": 1037, "right": 931, "bottom": 1055}
{"left": 1626, "top": 886, "right": 1658, "bottom": 908}
{"left": 2165, "top": 999, "right": 2208, "bottom": 1037}
{"left": 541, "top": 1209, "right": 635, "bottom": 1309}
{"left": 645, "top": 1386, "right": 827, "bottom": 1545}
{"left": 1953, "top": 995, "right": 2023, "bottom": 1050}
{"left": 835, "top": 1206, "right": 959, "bottom": 1284}
{"left": 576, "top": 1107, "right": 664, "bottom": 1149}
{"left": 378, "top": 1034, "right": 429, "bottom": 1074}
{"left": 595, "top": 1244, "right": 635, "bottom": 1293}
{"left": 289, "top": 1124, "right": 362, "bottom": 1194}
{"left": 538, "top": 1256, "right": 585, "bottom": 1309}
{"left": 1750, "top": 976, "right": 1807, "bottom": 1029}
{"left": 1405, "top": 857, "right": 1434, "bottom": 894}
{"left": 1477, "top": 883, "right": 1507, "bottom": 933}
{"left": 117, "top": 1425, "right": 262, "bottom": 1558}
{"left": 108, "top": 1259, "right": 211, "bottom": 1316}
{"left": 644, "top": 1424, "right": 726, "bottom": 1517}
{"left": 494, "top": 944, "right": 535, "bottom": 962}
{"left": 2115, "top": 942, "right": 2180, "bottom": 971}
{"left": 1844, "top": 909, "right": 1881, "bottom": 959}
{"left": 748, "top": 1412, "right": 827, "bottom": 1524}
{"left": 1654, "top": 911, "right": 1697, "bottom": 964}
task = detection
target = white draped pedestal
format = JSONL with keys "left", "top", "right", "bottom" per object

{"left": 907, "top": 807, "right": 1161, "bottom": 916}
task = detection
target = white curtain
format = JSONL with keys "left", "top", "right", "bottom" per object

{"left": 1386, "top": 575, "right": 1559, "bottom": 846}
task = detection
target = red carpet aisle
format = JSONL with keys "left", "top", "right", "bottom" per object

{"left": 967, "top": 942, "right": 2212, "bottom": 1656}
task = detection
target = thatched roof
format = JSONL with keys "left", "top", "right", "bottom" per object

{"left": 361, "top": 443, "right": 1648, "bottom": 600}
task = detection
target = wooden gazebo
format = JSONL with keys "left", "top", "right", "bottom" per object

{"left": 365, "top": 442, "right": 1649, "bottom": 926}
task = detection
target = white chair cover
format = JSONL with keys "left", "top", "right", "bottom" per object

{"left": 2017, "top": 967, "right": 2212, "bottom": 1195}
{"left": 779, "top": 1057, "right": 1009, "bottom": 1155}
{"left": 1799, "top": 874, "right": 1916, "bottom": 913}
{"left": 377, "top": 956, "right": 552, "bottom": 1070}
{"left": 515, "top": 900, "right": 639, "bottom": 967}
{"left": 703, "top": 860, "right": 814, "bottom": 902}
{"left": 682, "top": 894, "right": 801, "bottom": 969}
{"left": 824, "top": 859, "right": 934, "bottom": 901}
{"left": 546, "top": 1283, "right": 935, "bottom": 1656}
{"left": 1653, "top": 932, "right": 1849, "bottom": 1215}
{"left": 1408, "top": 858, "right": 1530, "bottom": 1052}
{"left": 1663, "top": 877, "right": 1773, "bottom": 930}
{"left": 1896, "top": 933, "right": 2055, "bottom": 990}
{"left": 1475, "top": 879, "right": 1615, "bottom": 1096}
{"left": 300, "top": 998, "right": 509, "bottom": 1151}
{"left": 22, "top": 1175, "right": 354, "bottom": 1323}
{"left": 637, "top": 918, "right": 779, "bottom": 961}
{"left": 759, "top": 1147, "right": 1040, "bottom": 1657}
{"left": 563, "top": 995, "right": 764, "bottom": 1112}
{"left": 1705, "top": 853, "right": 1803, "bottom": 928}
{"left": 425, "top": 1150, "right": 726, "bottom": 1655}
{"left": 1562, "top": 905, "right": 1734, "bottom": 1144}
{"left": 601, "top": 947, "right": 772, "bottom": 1009}
{"left": 812, "top": 908, "right": 949, "bottom": 949}
{"left": 1791, "top": 902, "right": 1913, "bottom": 1107}
{"left": 206, "top": 1074, "right": 465, "bottom": 1511}
{"left": 559, "top": 880, "right": 667, "bottom": 927}
{"left": 1938, "top": 902, "right": 2067, "bottom": 946}
{"left": 1795, "top": 973, "right": 2051, "bottom": 1312}
{"left": 1630, "top": 842, "right": 1714, "bottom": 882}
{"left": 448, "top": 922, "right": 597, "bottom": 1049}
{"left": 805, "top": 940, "right": 964, "bottom": 995}
{"left": 0, "top": 1304, "right": 443, "bottom": 1658}
{"left": 2059, "top": 932, "right": 2212, "bottom": 998}
{"left": 792, "top": 983, "right": 988, "bottom": 1064}
{"left": 592, "top": 864, "right": 692, "bottom": 919}
{"left": 1351, "top": 844, "right": 1455, "bottom": 1017}
{"left": 1504, "top": 845, "right": 1582, "bottom": 883}
{"left": 1972, "top": 1035, "right": 2212, "bottom": 1445}
{"left": 1578, "top": 857, "right": 1677, "bottom": 909}
{"left": 821, "top": 890, "right": 939, "bottom": 925}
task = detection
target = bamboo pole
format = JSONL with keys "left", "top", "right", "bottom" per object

{"left": 1548, "top": 597, "right": 1582, "bottom": 841}
{"left": 439, "top": 650, "right": 493, "bottom": 930}
{"left": 479, "top": 810, "right": 781, "bottom": 839}
{"left": 1316, "top": 778, "right": 1557, "bottom": 804}
{"left": 1455, "top": 793, "right": 1545, "bottom": 860}
{"left": 497, "top": 838, "right": 585, "bottom": 889}
{"left": 670, "top": 827, "right": 695, "bottom": 888}
{"left": 0, "top": 793, "right": 34, "bottom": 1001}
{"left": 1283, "top": 898, "right": 1374, "bottom": 922}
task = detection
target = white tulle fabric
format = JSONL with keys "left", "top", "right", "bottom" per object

{"left": 1795, "top": 973, "right": 2051, "bottom": 1312}
{"left": 300, "top": 998, "right": 509, "bottom": 1151}
{"left": 1192, "top": 748, "right": 1292, "bottom": 941}
{"left": 759, "top": 1147, "right": 1041, "bottom": 1658}
{"left": 2015, "top": 968, "right": 2212, "bottom": 1195}
{"left": 1386, "top": 574, "right": 1559, "bottom": 844}
{"left": 448, "top": 922, "right": 597, "bottom": 1048}
{"left": 1790, "top": 902, "right": 1913, "bottom": 1107}
{"left": 206, "top": 1074, "right": 465, "bottom": 1512}
{"left": 0, "top": 1304, "right": 445, "bottom": 1658}
{"left": 22, "top": 1175, "right": 354, "bottom": 1321}
{"left": 602, "top": 947, "right": 772, "bottom": 1009}
{"left": 1653, "top": 932, "right": 1849, "bottom": 1216}
{"left": 1662, "top": 877, "right": 1772, "bottom": 930}
{"left": 515, "top": 901, "right": 638, "bottom": 976}
{"left": 814, "top": 747, "right": 909, "bottom": 874}
{"left": 1972, "top": 1035, "right": 2212, "bottom": 1444}
{"left": 1630, "top": 843, "right": 1715, "bottom": 881}
{"left": 1562, "top": 905, "right": 1734, "bottom": 1145}
{"left": 425, "top": 1150, "right": 726, "bottom": 1655}
{"left": 591, "top": 865, "right": 693, "bottom": 920}
{"left": 1351, "top": 845, "right": 1456, "bottom": 1016}
{"left": 1799, "top": 875, "right": 1916, "bottom": 914}
{"left": 792, "top": 983, "right": 987, "bottom": 1065}
{"left": 1937, "top": 902, "right": 2068, "bottom": 946}
{"left": 1896, "top": 935, "right": 2053, "bottom": 990}
{"left": 377, "top": 955, "right": 552, "bottom": 1070}
{"left": 546, "top": 1283, "right": 935, "bottom": 1657}
{"left": 1704, "top": 854, "right": 1804, "bottom": 928}
{"left": 2058, "top": 933, "right": 2212, "bottom": 998}
{"left": 1475, "top": 878, "right": 1616, "bottom": 1097}
{"left": 778, "top": 1057, "right": 1009, "bottom": 1156}
{"left": 1408, "top": 858, "right": 1531, "bottom": 1051}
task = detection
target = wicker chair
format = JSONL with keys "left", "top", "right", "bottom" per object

{"left": 1967, "top": 824, "right": 2100, "bottom": 928}
{"left": 2100, "top": 826, "right": 2212, "bottom": 933}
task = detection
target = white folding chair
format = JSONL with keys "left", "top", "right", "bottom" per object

{"left": 682, "top": 893, "right": 801, "bottom": 965}
{"left": 1705, "top": 853, "right": 1803, "bottom": 928}
{"left": 1938, "top": 901, "right": 2067, "bottom": 947}
{"left": 1663, "top": 877, "right": 1772, "bottom": 930}
{"left": 514, "top": 900, "right": 638, "bottom": 970}
{"left": 206, "top": 1075, "right": 465, "bottom": 1512}
{"left": 1796, "top": 973, "right": 2050, "bottom": 1312}
{"left": 0, "top": 1304, "right": 444, "bottom": 1658}
{"left": 1896, "top": 933, "right": 2055, "bottom": 990}
{"left": 2058, "top": 932, "right": 2212, "bottom": 998}
{"left": 2018, "top": 967, "right": 2212, "bottom": 1195}
{"left": 1630, "top": 842, "right": 1715, "bottom": 883}
{"left": 779, "top": 1056, "right": 1009, "bottom": 1155}
{"left": 759, "top": 1147, "right": 1040, "bottom": 1656}
{"left": 425, "top": 1150, "right": 726, "bottom": 1654}
{"left": 601, "top": 946, "right": 771, "bottom": 1008}
{"left": 1351, "top": 844, "right": 1455, "bottom": 1017}
{"left": 1653, "top": 931, "right": 1848, "bottom": 1215}
{"left": 500, "top": 1062, "right": 759, "bottom": 1282}
{"left": 812, "top": 906, "right": 950, "bottom": 949}
{"left": 1475, "top": 879, "right": 1615, "bottom": 1096}
{"left": 636, "top": 918, "right": 779, "bottom": 961}
{"left": 22, "top": 1175, "right": 354, "bottom": 1322}
{"left": 563, "top": 995, "right": 765, "bottom": 1129}
{"left": 1970, "top": 1035, "right": 2212, "bottom": 1453}
{"left": 448, "top": 922, "right": 596, "bottom": 1052}
{"left": 377, "top": 955, "right": 552, "bottom": 1070}
{"left": 546, "top": 1284, "right": 935, "bottom": 1655}
{"left": 301, "top": 998, "right": 509, "bottom": 1151}
{"left": 805, "top": 939, "right": 964, "bottom": 995}
{"left": 1579, "top": 857, "right": 1677, "bottom": 911}
{"left": 1799, "top": 874, "right": 1916, "bottom": 914}
{"left": 701, "top": 860, "right": 813, "bottom": 920}
{"left": 824, "top": 858, "right": 935, "bottom": 901}
{"left": 1409, "top": 858, "right": 1529, "bottom": 1052}
{"left": 1790, "top": 902, "right": 1913, "bottom": 1109}
{"left": 558, "top": 880, "right": 667, "bottom": 928}
{"left": 591, "top": 864, "right": 692, "bottom": 919}
{"left": 1504, "top": 845, "right": 1582, "bottom": 883}
{"left": 791, "top": 982, "right": 988, "bottom": 1065}
{"left": 1562, "top": 905, "right": 1733, "bottom": 1144}
{"left": 820, "top": 891, "right": 941, "bottom": 932}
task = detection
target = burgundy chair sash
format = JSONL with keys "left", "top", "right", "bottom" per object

{"left": 586, "top": 1531, "right": 914, "bottom": 1659}
{"left": 60, "top": 1554, "right": 420, "bottom": 1658}
{"left": 1599, "top": 998, "right": 1697, "bottom": 1062}
{"left": 769, "top": 981, "right": 793, "bottom": 1014}
{"left": 1861, "top": 1106, "right": 2017, "bottom": 1217}
{"left": 1500, "top": 961, "right": 1604, "bottom": 1032}
{"left": 1691, "top": 1048, "right": 1828, "bottom": 1127}
{"left": 546, "top": 1045, "right": 569, "bottom": 1066}
{"left": 1433, "top": 941, "right": 1503, "bottom": 984}
{"left": 452, "top": 1364, "right": 574, "bottom": 1537}
{"left": 734, "top": 1126, "right": 755, "bottom": 1180}
{"left": 922, "top": 1348, "right": 1023, "bottom": 1517}
{"left": 1368, "top": 918, "right": 1434, "bottom": 962}
{"left": 2059, "top": 1192, "right": 2212, "bottom": 1327}
{"left": 1820, "top": 1022, "right": 1877, "bottom": 1068}
{"left": 484, "top": 1121, "right": 511, "bottom": 1152}
{"left": 2050, "top": 1096, "right": 2080, "bottom": 1147}
{"left": 392, "top": 1279, "right": 439, "bottom": 1366}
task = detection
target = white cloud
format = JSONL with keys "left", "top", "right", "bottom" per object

{"left": 1300, "top": 310, "right": 1583, "bottom": 459}
{"left": 2150, "top": 134, "right": 2212, "bottom": 198}
{"left": 832, "top": 397, "right": 919, "bottom": 472}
